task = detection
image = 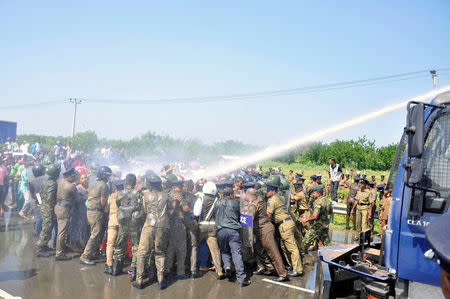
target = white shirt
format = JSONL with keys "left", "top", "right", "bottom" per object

{"left": 330, "top": 163, "right": 342, "bottom": 182}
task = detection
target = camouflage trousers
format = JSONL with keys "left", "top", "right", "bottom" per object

{"left": 36, "top": 204, "right": 55, "bottom": 248}
{"left": 113, "top": 223, "right": 140, "bottom": 266}
{"left": 300, "top": 226, "right": 330, "bottom": 256}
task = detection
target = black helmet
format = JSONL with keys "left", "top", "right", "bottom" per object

{"left": 32, "top": 164, "right": 45, "bottom": 177}
{"left": 46, "top": 164, "right": 61, "bottom": 180}
{"left": 96, "top": 166, "right": 113, "bottom": 180}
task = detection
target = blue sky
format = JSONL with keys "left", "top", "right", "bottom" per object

{"left": 1, "top": 1, "right": 450, "bottom": 147}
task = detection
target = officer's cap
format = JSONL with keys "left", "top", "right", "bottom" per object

{"left": 293, "top": 182, "right": 303, "bottom": 187}
{"left": 354, "top": 175, "right": 361, "bottom": 181}
{"left": 311, "top": 185, "right": 324, "bottom": 193}
{"left": 172, "top": 180, "right": 184, "bottom": 187}
{"left": 297, "top": 177, "right": 306, "bottom": 182}
{"left": 295, "top": 173, "right": 303, "bottom": 178}
{"left": 371, "top": 175, "right": 376, "bottom": 179}
{"left": 266, "top": 184, "right": 279, "bottom": 191}
{"left": 316, "top": 175, "right": 322, "bottom": 179}
{"left": 63, "top": 167, "right": 77, "bottom": 177}
{"left": 381, "top": 175, "right": 385, "bottom": 178}
{"left": 113, "top": 180, "right": 125, "bottom": 187}
{"left": 359, "top": 178, "right": 369, "bottom": 185}
{"left": 426, "top": 214, "right": 450, "bottom": 273}
{"left": 310, "top": 175, "right": 317, "bottom": 180}
{"left": 216, "top": 180, "right": 234, "bottom": 189}
{"left": 242, "top": 182, "right": 255, "bottom": 190}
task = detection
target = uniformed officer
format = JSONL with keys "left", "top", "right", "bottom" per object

{"left": 379, "top": 175, "right": 387, "bottom": 185}
{"left": 351, "top": 178, "right": 371, "bottom": 241}
{"left": 339, "top": 173, "right": 351, "bottom": 204}
{"left": 104, "top": 180, "right": 124, "bottom": 275}
{"left": 306, "top": 175, "right": 318, "bottom": 198}
{"left": 133, "top": 175, "right": 170, "bottom": 290}
{"left": 112, "top": 174, "right": 142, "bottom": 278}
{"left": 80, "top": 166, "right": 111, "bottom": 265}
{"left": 55, "top": 167, "right": 78, "bottom": 260}
{"left": 425, "top": 214, "right": 450, "bottom": 298}
{"left": 197, "top": 182, "right": 224, "bottom": 279}
{"left": 290, "top": 182, "right": 309, "bottom": 233}
{"left": 346, "top": 176, "right": 360, "bottom": 230}
{"left": 249, "top": 188, "right": 289, "bottom": 282}
{"left": 36, "top": 164, "right": 60, "bottom": 257}
{"left": 182, "top": 180, "right": 201, "bottom": 278}
{"left": 378, "top": 187, "right": 392, "bottom": 237}
{"left": 370, "top": 175, "right": 377, "bottom": 186}
{"left": 266, "top": 175, "right": 303, "bottom": 277}
{"left": 288, "top": 170, "right": 295, "bottom": 184}
{"left": 165, "top": 179, "right": 190, "bottom": 280}
{"left": 299, "top": 185, "right": 332, "bottom": 255}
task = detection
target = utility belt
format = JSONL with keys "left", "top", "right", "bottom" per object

{"left": 199, "top": 221, "right": 215, "bottom": 226}
{"left": 359, "top": 203, "right": 370, "bottom": 206}
{"left": 278, "top": 216, "right": 292, "bottom": 225}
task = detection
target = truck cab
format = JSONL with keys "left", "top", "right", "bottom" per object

{"left": 320, "top": 91, "right": 450, "bottom": 298}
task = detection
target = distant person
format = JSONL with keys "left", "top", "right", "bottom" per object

{"left": 0, "top": 159, "right": 8, "bottom": 214}
{"left": 328, "top": 157, "right": 342, "bottom": 202}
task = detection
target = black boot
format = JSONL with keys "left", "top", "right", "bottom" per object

{"left": 36, "top": 248, "right": 52, "bottom": 258}
{"left": 112, "top": 260, "right": 122, "bottom": 276}
{"left": 130, "top": 267, "right": 136, "bottom": 282}
{"left": 104, "top": 265, "right": 113, "bottom": 275}
{"left": 132, "top": 281, "right": 144, "bottom": 289}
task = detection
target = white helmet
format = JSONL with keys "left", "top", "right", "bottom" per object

{"left": 203, "top": 181, "right": 217, "bottom": 196}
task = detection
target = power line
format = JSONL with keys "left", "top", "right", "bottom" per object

{"left": 1, "top": 68, "right": 449, "bottom": 109}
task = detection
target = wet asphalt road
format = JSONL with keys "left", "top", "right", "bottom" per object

{"left": 0, "top": 213, "right": 358, "bottom": 299}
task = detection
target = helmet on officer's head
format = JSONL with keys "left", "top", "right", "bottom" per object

{"left": 46, "top": 164, "right": 61, "bottom": 180}
{"left": 203, "top": 182, "right": 217, "bottom": 196}
{"left": 265, "top": 175, "right": 281, "bottom": 187}
{"left": 42, "top": 155, "right": 55, "bottom": 167}
{"left": 145, "top": 175, "right": 162, "bottom": 187}
{"left": 32, "top": 164, "right": 45, "bottom": 177}
{"left": 96, "top": 166, "right": 113, "bottom": 180}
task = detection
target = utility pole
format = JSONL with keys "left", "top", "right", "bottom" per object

{"left": 69, "top": 98, "right": 82, "bottom": 138}
{"left": 430, "top": 70, "right": 437, "bottom": 89}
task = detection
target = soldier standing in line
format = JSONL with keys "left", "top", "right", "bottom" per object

{"left": 104, "top": 180, "right": 124, "bottom": 275}
{"left": 306, "top": 175, "right": 318, "bottom": 199}
{"left": 54, "top": 168, "right": 78, "bottom": 260}
{"left": 112, "top": 174, "right": 142, "bottom": 278}
{"left": 299, "top": 185, "right": 332, "bottom": 255}
{"left": 346, "top": 176, "right": 360, "bottom": 230}
{"left": 35, "top": 164, "right": 60, "bottom": 257}
{"left": 80, "top": 166, "right": 111, "bottom": 265}
{"left": 266, "top": 175, "right": 304, "bottom": 277}
{"left": 351, "top": 178, "right": 371, "bottom": 241}
{"left": 133, "top": 175, "right": 170, "bottom": 290}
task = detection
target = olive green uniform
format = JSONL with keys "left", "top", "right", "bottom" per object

{"left": 379, "top": 194, "right": 391, "bottom": 237}
{"left": 55, "top": 180, "right": 77, "bottom": 257}
{"left": 300, "top": 196, "right": 332, "bottom": 255}
{"left": 355, "top": 189, "right": 371, "bottom": 234}
{"left": 347, "top": 183, "right": 360, "bottom": 229}
{"left": 135, "top": 189, "right": 170, "bottom": 285}
{"left": 113, "top": 187, "right": 142, "bottom": 267}
{"left": 165, "top": 189, "right": 188, "bottom": 276}
{"left": 81, "top": 179, "right": 109, "bottom": 260}
{"left": 267, "top": 193, "right": 303, "bottom": 273}
{"left": 36, "top": 178, "right": 58, "bottom": 249}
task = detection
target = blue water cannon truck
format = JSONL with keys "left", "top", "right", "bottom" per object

{"left": 320, "top": 91, "right": 450, "bottom": 298}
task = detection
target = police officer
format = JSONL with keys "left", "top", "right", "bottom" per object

{"left": 197, "top": 181, "right": 224, "bottom": 279}
{"left": 55, "top": 167, "right": 78, "bottom": 260}
{"left": 266, "top": 175, "right": 304, "bottom": 277}
{"left": 425, "top": 214, "right": 450, "bottom": 298}
{"left": 346, "top": 175, "right": 360, "bottom": 230}
{"left": 133, "top": 175, "right": 170, "bottom": 290}
{"left": 80, "top": 166, "right": 111, "bottom": 265}
{"left": 104, "top": 180, "right": 124, "bottom": 275}
{"left": 182, "top": 180, "right": 201, "bottom": 278}
{"left": 35, "top": 164, "right": 60, "bottom": 257}
{"left": 249, "top": 188, "right": 289, "bottom": 282}
{"left": 339, "top": 173, "right": 351, "bottom": 204}
{"left": 378, "top": 187, "right": 392, "bottom": 237}
{"left": 291, "top": 182, "right": 308, "bottom": 219}
{"left": 299, "top": 185, "right": 332, "bottom": 255}
{"left": 213, "top": 184, "right": 251, "bottom": 287}
{"left": 165, "top": 178, "right": 190, "bottom": 280}
{"left": 112, "top": 174, "right": 142, "bottom": 278}
{"left": 306, "top": 175, "right": 318, "bottom": 198}
{"left": 351, "top": 178, "right": 371, "bottom": 241}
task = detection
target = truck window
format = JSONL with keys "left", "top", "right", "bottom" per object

{"left": 421, "top": 111, "right": 450, "bottom": 202}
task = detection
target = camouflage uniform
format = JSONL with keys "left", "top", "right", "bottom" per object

{"left": 36, "top": 178, "right": 58, "bottom": 249}
{"left": 113, "top": 187, "right": 142, "bottom": 267}
{"left": 300, "top": 196, "right": 331, "bottom": 255}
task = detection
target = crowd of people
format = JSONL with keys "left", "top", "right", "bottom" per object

{"left": 0, "top": 138, "right": 393, "bottom": 291}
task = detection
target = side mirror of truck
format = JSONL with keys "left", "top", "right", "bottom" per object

{"left": 405, "top": 103, "right": 424, "bottom": 158}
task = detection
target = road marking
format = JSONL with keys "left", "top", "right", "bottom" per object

{"left": 262, "top": 278, "right": 315, "bottom": 294}
{"left": 0, "top": 288, "right": 22, "bottom": 299}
